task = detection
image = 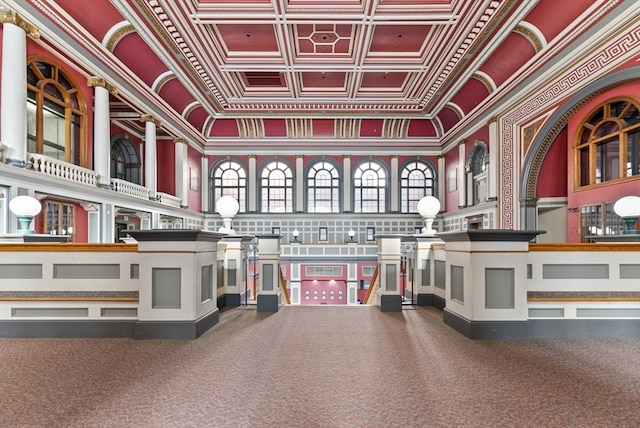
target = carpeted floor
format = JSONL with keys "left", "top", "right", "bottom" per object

{"left": 1, "top": 305, "right": 639, "bottom": 428}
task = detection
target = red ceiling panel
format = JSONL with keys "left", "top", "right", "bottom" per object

{"left": 186, "top": 107, "right": 210, "bottom": 133}
{"left": 301, "top": 72, "right": 347, "bottom": 88}
{"left": 437, "top": 107, "right": 461, "bottom": 133}
{"left": 524, "top": 0, "right": 594, "bottom": 43}
{"left": 217, "top": 24, "right": 279, "bottom": 53}
{"left": 312, "top": 119, "right": 335, "bottom": 137}
{"left": 113, "top": 33, "right": 168, "bottom": 87}
{"left": 263, "top": 119, "right": 288, "bottom": 137}
{"left": 360, "top": 119, "right": 384, "bottom": 137}
{"left": 449, "top": 77, "right": 491, "bottom": 116}
{"left": 209, "top": 118, "right": 240, "bottom": 137}
{"left": 158, "top": 79, "right": 196, "bottom": 117}
{"left": 407, "top": 119, "right": 437, "bottom": 138}
{"left": 368, "top": 25, "right": 431, "bottom": 54}
{"left": 478, "top": 33, "right": 536, "bottom": 88}
{"left": 53, "top": 0, "right": 124, "bottom": 42}
{"left": 360, "top": 72, "right": 407, "bottom": 89}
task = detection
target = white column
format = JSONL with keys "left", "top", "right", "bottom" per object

{"left": 343, "top": 155, "right": 351, "bottom": 212}
{"left": 295, "top": 155, "right": 304, "bottom": 212}
{"left": 458, "top": 140, "right": 466, "bottom": 208}
{"left": 438, "top": 155, "right": 445, "bottom": 209}
{"left": 0, "top": 11, "right": 38, "bottom": 167}
{"left": 390, "top": 155, "right": 399, "bottom": 212}
{"left": 141, "top": 114, "right": 160, "bottom": 199}
{"left": 248, "top": 155, "right": 257, "bottom": 212}
{"left": 174, "top": 138, "right": 188, "bottom": 207}
{"left": 201, "top": 155, "right": 210, "bottom": 212}
{"left": 487, "top": 117, "right": 498, "bottom": 201}
{"left": 88, "top": 77, "right": 117, "bottom": 188}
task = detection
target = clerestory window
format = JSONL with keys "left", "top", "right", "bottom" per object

{"left": 26, "top": 58, "right": 87, "bottom": 166}
{"left": 575, "top": 97, "right": 640, "bottom": 188}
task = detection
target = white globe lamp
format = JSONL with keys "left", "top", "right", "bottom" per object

{"left": 216, "top": 196, "right": 240, "bottom": 233}
{"left": 613, "top": 195, "right": 640, "bottom": 234}
{"left": 417, "top": 196, "right": 441, "bottom": 236}
{"left": 9, "top": 195, "right": 42, "bottom": 234}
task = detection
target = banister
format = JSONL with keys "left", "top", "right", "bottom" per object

{"left": 363, "top": 264, "right": 379, "bottom": 305}
{"left": 279, "top": 266, "right": 290, "bottom": 305}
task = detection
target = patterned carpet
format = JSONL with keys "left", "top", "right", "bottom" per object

{"left": 1, "top": 305, "right": 639, "bottom": 428}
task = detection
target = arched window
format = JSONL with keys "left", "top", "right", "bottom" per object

{"left": 400, "top": 160, "right": 435, "bottom": 213}
{"left": 307, "top": 160, "right": 340, "bottom": 213}
{"left": 260, "top": 160, "right": 293, "bottom": 213}
{"left": 469, "top": 145, "right": 487, "bottom": 205}
{"left": 110, "top": 135, "right": 141, "bottom": 184}
{"left": 26, "top": 58, "right": 87, "bottom": 165}
{"left": 575, "top": 97, "right": 640, "bottom": 187}
{"left": 354, "top": 160, "right": 386, "bottom": 213}
{"left": 212, "top": 160, "right": 247, "bottom": 213}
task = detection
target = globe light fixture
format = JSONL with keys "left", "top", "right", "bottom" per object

{"left": 292, "top": 229, "right": 300, "bottom": 242}
{"left": 9, "top": 195, "right": 42, "bottom": 234}
{"left": 348, "top": 229, "right": 356, "bottom": 242}
{"left": 216, "top": 196, "right": 240, "bottom": 233}
{"left": 613, "top": 195, "right": 640, "bottom": 234}
{"left": 417, "top": 196, "right": 441, "bottom": 236}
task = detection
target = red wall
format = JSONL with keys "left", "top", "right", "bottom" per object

{"left": 156, "top": 140, "right": 175, "bottom": 195}
{"left": 187, "top": 145, "right": 202, "bottom": 211}
{"left": 536, "top": 127, "right": 568, "bottom": 198}
{"left": 565, "top": 80, "right": 640, "bottom": 241}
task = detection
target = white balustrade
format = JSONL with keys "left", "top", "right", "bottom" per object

{"left": 110, "top": 178, "right": 150, "bottom": 200}
{"left": 28, "top": 153, "right": 98, "bottom": 187}
{"left": 157, "top": 192, "right": 182, "bottom": 207}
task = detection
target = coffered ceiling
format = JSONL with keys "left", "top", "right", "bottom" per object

{"left": 8, "top": 0, "right": 627, "bottom": 151}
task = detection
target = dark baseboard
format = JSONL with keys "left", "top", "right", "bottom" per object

{"left": 225, "top": 293, "right": 242, "bottom": 308}
{"left": 135, "top": 309, "right": 220, "bottom": 340}
{"left": 433, "top": 294, "right": 446, "bottom": 310}
{"left": 0, "top": 320, "right": 135, "bottom": 338}
{"left": 443, "top": 309, "right": 640, "bottom": 339}
{"left": 416, "top": 293, "right": 434, "bottom": 306}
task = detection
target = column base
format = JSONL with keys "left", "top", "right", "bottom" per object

{"left": 379, "top": 294, "right": 402, "bottom": 312}
{"left": 257, "top": 294, "right": 280, "bottom": 312}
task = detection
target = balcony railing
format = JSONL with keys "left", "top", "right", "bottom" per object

{"left": 28, "top": 153, "right": 98, "bottom": 187}
{"left": 111, "top": 178, "right": 150, "bottom": 200}
{"left": 157, "top": 192, "right": 182, "bottom": 207}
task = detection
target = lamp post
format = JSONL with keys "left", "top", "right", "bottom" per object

{"left": 292, "top": 229, "right": 299, "bottom": 242}
{"left": 216, "top": 196, "right": 240, "bottom": 234}
{"left": 348, "top": 229, "right": 356, "bottom": 242}
{"left": 417, "top": 196, "right": 441, "bottom": 236}
{"left": 9, "top": 195, "right": 42, "bottom": 234}
{"left": 400, "top": 240, "right": 417, "bottom": 305}
{"left": 241, "top": 239, "right": 259, "bottom": 305}
{"left": 614, "top": 195, "right": 640, "bottom": 234}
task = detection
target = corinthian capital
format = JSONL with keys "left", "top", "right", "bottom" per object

{"left": 87, "top": 77, "right": 118, "bottom": 95}
{"left": 0, "top": 10, "right": 39, "bottom": 39}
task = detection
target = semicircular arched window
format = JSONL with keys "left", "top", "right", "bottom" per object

{"left": 575, "top": 97, "right": 640, "bottom": 187}
{"left": 212, "top": 160, "right": 247, "bottom": 213}
{"left": 26, "top": 58, "right": 87, "bottom": 166}
{"left": 400, "top": 160, "right": 435, "bottom": 213}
